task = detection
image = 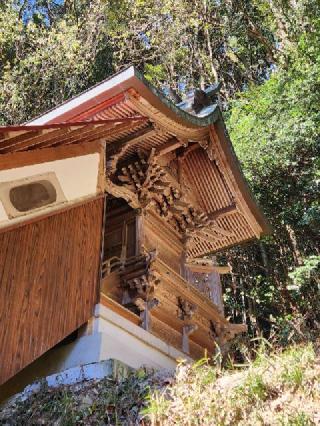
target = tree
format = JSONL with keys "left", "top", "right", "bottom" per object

{"left": 0, "top": 0, "right": 112, "bottom": 124}
{"left": 107, "top": 0, "right": 277, "bottom": 100}
{"left": 222, "top": 12, "right": 320, "bottom": 338}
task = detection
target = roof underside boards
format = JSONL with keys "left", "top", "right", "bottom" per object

{"left": 0, "top": 66, "right": 269, "bottom": 255}
{"left": 0, "top": 117, "right": 148, "bottom": 154}
{"left": 183, "top": 147, "right": 256, "bottom": 257}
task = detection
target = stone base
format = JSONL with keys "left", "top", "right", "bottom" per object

{"left": 0, "top": 304, "right": 190, "bottom": 402}
{"left": 2, "top": 359, "right": 130, "bottom": 407}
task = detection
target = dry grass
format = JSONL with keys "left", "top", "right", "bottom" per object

{"left": 145, "top": 342, "right": 320, "bottom": 425}
{"left": 1, "top": 343, "right": 319, "bottom": 425}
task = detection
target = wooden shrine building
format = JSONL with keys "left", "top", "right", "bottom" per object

{"left": 0, "top": 67, "right": 269, "bottom": 395}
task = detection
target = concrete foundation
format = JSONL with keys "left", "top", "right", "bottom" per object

{"left": 0, "top": 304, "right": 189, "bottom": 402}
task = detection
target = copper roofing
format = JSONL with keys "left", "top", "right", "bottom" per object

{"left": 1, "top": 66, "right": 270, "bottom": 254}
{"left": 28, "top": 67, "right": 219, "bottom": 127}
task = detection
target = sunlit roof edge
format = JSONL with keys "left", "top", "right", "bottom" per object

{"left": 27, "top": 66, "right": 220, "bottom": 127}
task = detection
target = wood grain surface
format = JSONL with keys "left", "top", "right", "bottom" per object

{"left": 0, "top": 197, "right": 104, "bottom": 385}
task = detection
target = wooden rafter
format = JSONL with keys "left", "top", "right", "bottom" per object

{"left": 0, "top": 117, "right": 148, "bottom": 154}
{"left": 185, "top": 258, "right": 230, "bottom": 274}
{"left": 155, "top": 138, "right": 187, "bottom": 157}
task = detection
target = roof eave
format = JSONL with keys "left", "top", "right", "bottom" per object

{"left": 27, "top": 65, "right": 271, "bottom": 237}
{"left": 28, "top": 66, "right": 220, "bottom": 128}
{"left": 213, "top": 113, "right": 271, "bottom": 236}
{"left": 131, "top": 68, "right": 220, "bottom": 128}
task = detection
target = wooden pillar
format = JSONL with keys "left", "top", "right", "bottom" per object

{"left": 182, "top": 324, "right": 198, "bottom": 354}
{"left": 208, "top": 257, "right": 224, "bottom": 314}
{"left": 135, "top": 209, "right": 144, "bottom": 256}
{"left": 184, "top": 256, "right": 225, "bottom": 314}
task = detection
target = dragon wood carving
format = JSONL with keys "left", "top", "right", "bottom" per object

{"left": 106, "top": 148, "right": 236, "bottom": 251}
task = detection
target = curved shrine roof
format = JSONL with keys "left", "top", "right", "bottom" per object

{"left": 0, "top": 66, "right": 270, "bottom": 255}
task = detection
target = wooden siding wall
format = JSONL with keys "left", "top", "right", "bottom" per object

{"left": 0, "top": 198, "right": 104, "bottom": 385}
{"left": 144, "top": 212, "right": 183, "bottom": 274}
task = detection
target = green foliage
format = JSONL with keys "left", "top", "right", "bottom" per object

{"left": 0, "top": 369, "right": 156, "bottom": 425}
{"left": 221, "top": 8, "right": 320, "bottom": 337}
{"left": 106, "top": 0, "right": 276, "bottom": 97}
{"left": 227, "top": 61, "right": 319, "bottom": 229}
{"left": 1, "top": 344, "right": 319, "bottom": 425}
{"left": 288, "top": 256, "right": 320, "bottom": 289}
{"left": 144, "top": 343, "right": 319, "bottom": 425}
{"left": 0, "top": 0, "right": 112, "bottom": 124}
{"left": 236, "top": 372, "right": 269, "bottom": 402}
{"left": 280, "top": 412, "right": 315, "bottom": 426}
{"left": 278, "top": 344, "right": 314, "bottom": 388}
{"left": 0, "top": 0, "right": 284, "bottom": 123}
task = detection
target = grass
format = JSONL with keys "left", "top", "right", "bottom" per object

{"left": 237, "top": 371, "right": 270, "bottom": 402}
{"left": 280, "top": 412, "right": 314, "bottom": 426}
{"left": 144, "top": 342, "right": 320, "bottom": 425}
{"left": 0, "top": 342, "right": 319, "bottom": 425}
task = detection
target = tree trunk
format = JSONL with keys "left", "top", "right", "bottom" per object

{"left": 286, "top": 224, "right": 303, "bottom": 266}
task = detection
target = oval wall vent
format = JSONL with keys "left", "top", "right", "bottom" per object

{"left": 9, "top": 180, "right": 57, "bottom": 212}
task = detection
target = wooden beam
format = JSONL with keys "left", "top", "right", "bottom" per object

{"left": 189, "top": 229, "right": 219, "bottom": 245}
{"left": 0, "top": 127, "right": 68, "bottom": 152}
{"left": 185, "top": 263, "right": 215, "bottom": 273}
{"left": 106, "top": 126, "right": 155, "bottom": 174}
{"left": 212, "top": 265, "right": 231, "bottom": 274}
{"left": 180, "top": 143, "right": 201, "bottom": 159}
{"left": 0, "top": 117, "right": 145, "bottom": 133}
{"left": 185, "top": 262, "right": 231, "bottom": 274}
{"left": 210, "top": 225, "right": 234, "bottom": 237}
{"left": 106, "top": 178, "right": 140, "bottom": 209}
{"left": 155, "top": 138, "right": 185, "bottom": 157}
{"left": 0, "top": 120, "right": 145, "bottom": 153}
{"left": 207, "top": 203, "right": 237, "bottom": 221}
{"left": 108, "top": 125, "right": 155, "bottom": 153}
{"left": 0, "top": 130, "right": 42, "bottom": 147}
{"left": 126, "top": 90, "right": 209, "bottom": 141}
{"left": 0, "top": 140, "right": 103, "bottom": 171}
{"left": 99, "top": 293, "right": 140, "bottom": 325}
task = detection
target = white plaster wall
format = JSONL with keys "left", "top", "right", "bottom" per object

{"left": 0, "top": 153, "right": 100, "bottom": 223}
{"left": 59, "top": 305, "right": 189, "bottom": 372}
{"left": 0, "top": 305, "right": 190, "bottom": 401}
{"left": 0, "top": 201, "right": 7, "bottom": 222}
{"left": 93, "top": 314, "right": 180, "bottom": 370}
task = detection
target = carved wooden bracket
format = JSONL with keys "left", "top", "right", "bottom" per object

{"left": 209, "top": 320, "right": 222, "bottom": 340}
{"left": 177, "top": 297, "right": 197, "bottom": 321}
{"left": 106, "top": 126, "right": 156, "bottom": 178}
{"left": 106, "top": 177, "right": 140, "bottom": 209}
{"left": 119, "top": 250, "right": 161, "bottom": 330}
{"left": 177, "top": 297, "right": 198, "bottom": 354}
{"left": 106, "top": 145, "right": 238, "bottom": 258}
{"left": 135, "top": 297, "right": 160, "bottom": 331}
{"left": 209, "top": 319, "right": 247, "bottom": 343}
{"left": 209, "top": 320, "right": 238, "bottom": 347}
{"left": 112, "top": 150, "right": 235, "bottom": 240}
